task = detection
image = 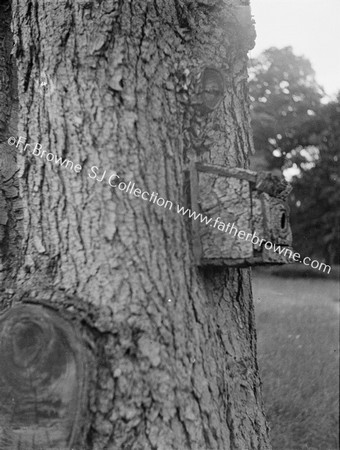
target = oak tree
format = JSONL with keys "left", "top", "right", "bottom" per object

{"left": 0, "top": 1, "right": 271, "bottom": 449}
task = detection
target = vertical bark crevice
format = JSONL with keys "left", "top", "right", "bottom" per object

{"left": 0, "top": 0, "right": 23, "bottom": 289}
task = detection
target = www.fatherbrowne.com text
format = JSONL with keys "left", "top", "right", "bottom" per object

{"left": 8, "top": 135, "right": 331, "bottom": 274}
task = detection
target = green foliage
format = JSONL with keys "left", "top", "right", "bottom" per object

{"left": 249, "top": 46, "right": 324, "bottom": 169}
{"left": 289, "top": 98, "right": 340, "bottom": 265}
{"left": 249, "top": 48, "right": 340, "bottom": 264}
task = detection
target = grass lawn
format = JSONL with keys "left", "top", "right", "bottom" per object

{"left": 253, "top": 271, "right": 339, "bottom": 450}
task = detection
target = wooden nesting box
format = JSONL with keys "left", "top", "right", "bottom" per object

{"left": 189, "top": 162, "right": 293, "bottom": 267}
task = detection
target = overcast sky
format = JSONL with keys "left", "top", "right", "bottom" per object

{"left": 250, "top": 0, "right": 340, "bottom": 97}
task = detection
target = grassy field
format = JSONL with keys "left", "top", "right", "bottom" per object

{"left": 253, "top": 271, "right": 339, "bottom": 450}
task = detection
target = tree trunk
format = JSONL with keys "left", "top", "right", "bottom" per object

{"left": 0, "top": 0, "right": 271, "bottom": 449}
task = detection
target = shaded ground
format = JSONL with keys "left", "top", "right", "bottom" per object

{"left": 253, "top": 271, "right": 339, "bottom": 450}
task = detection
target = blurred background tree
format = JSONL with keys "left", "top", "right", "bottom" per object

{"left": 249, "top": 46, "right": 340, "bottom": 265}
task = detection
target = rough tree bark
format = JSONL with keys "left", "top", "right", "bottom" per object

{"left": 0, "top": 0, "right": 272, "bottom": 449}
